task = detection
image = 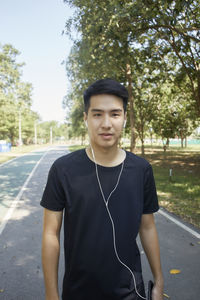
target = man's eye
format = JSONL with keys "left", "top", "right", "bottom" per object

{"left": 112, "top": 113, "right": 120, "bottom": 117}
{"left": 94, "top": 113, "right": 101, "bottom": 117}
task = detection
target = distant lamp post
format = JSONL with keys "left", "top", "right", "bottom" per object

{"left": 34, "top": 121, "right": 37, "bottom": 145}
{"left": 18, "top": 109, "right": 22, "bottom": 146}
{"left": 50, "top": 127, "right": 53, "bottom": 144}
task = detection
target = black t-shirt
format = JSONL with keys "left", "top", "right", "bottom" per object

{"left": 40, "top": 149, "right": 159, "bottom": 300}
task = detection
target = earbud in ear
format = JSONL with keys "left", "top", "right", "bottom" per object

{"left": 85, "top": 121, "right": 88, "bottom": 128}
{"left": 123, "top": 120, "right": 127, "bottom": 128}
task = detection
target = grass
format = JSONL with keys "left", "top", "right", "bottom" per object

{"left": 142, "top": 146, "right": 200, "bottom": 228}
{"left": 153, "top": 165, "right": 200, "bottom": 227}
{"left": 67, "top": 144, "right": 86, "bottom": 152}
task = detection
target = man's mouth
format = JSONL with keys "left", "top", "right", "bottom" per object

{"left": 99, "top": 133, "right": 113, "bottom": 139}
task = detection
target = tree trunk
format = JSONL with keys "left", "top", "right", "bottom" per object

{"left": 140, "top": 123, "right": 145, "bottom": 156}
{"left": 181, "top": 137, "right": 184, "bottom": 148}
{"left": 126, "top": 63, "right": 136, "bottom": 152}
{"left": 197, "top": 69, "right": 200, "bottom": 116}
{"left": 81, "top": 134, "right": 84, "bottom": 146}
{"left": 9, "top": 132, "right": 15, "bottom": 145}
{"left": 179, "top": 130, "right": 184, "bottom": 148}
{"left": 166, "top": 137, "right": 170, "bottom": 148}
{"left": 141, "top": 141, "right": 145, "bottom": 156}
{"left": 185, "top": 136, "right": 187, "bottom": 148}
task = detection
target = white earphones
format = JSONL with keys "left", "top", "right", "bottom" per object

{"left": 90, "top": 145, "right": 146, "bottom": 300}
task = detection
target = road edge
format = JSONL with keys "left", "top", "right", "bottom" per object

{"left": 158, "top": 208, "right": 200, "bottom": 239}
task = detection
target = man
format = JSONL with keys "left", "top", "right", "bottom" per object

{"left": 41, "top": 78, "right": 164, "bottom": 300}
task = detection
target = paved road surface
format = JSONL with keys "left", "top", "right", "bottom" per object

{"left": 0, "top": 150, "right": 46, "bottom": 223}
{"left": 0, "top": 146, "right": 200, "bottom": 300}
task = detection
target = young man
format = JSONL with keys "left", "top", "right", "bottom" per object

{"left": 41, "top": 79, "right": 164, "bottom": 300}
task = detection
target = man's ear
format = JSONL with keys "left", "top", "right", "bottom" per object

{"left": 124, "top": 113, "right": 127, "bottom": 127}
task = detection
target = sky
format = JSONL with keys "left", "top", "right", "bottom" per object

{"left": 0, "top": 0, "right": 74, "bottom": 122}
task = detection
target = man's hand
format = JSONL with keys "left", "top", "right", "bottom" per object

{"left": 139, "top": 214, "right": 164, "bottom": 300}
{"left": 152, "top": 280, "right": 164, "bottom": 300}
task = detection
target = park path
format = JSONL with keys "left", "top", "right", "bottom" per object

{"left": 0, "top": 146, "right": 200, "bottom": 300}
{"left": 0, "top": 149, "right": 48, "bottom": 224}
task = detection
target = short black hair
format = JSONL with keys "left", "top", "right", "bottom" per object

{"left": 83, "top": 78, "right": 128, "bottom": 113}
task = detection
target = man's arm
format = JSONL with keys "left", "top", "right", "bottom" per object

{"left": 139, "top": 213, "right": 164, "bottom": 300}
{"left": 42, "top": 208, "right": 63, "bottom": 300}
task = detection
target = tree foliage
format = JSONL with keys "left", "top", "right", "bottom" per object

{"left": 0, "top": 44, "right": 39, "bottom": 144}
{"left": 36, "top": 121, "right": 69, "bottom": 143}
{"left": 63, "top": 0, "right": 200, "bottom": 152}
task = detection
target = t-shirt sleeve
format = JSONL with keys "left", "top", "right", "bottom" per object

{"left": 143, "top": 164, "right": 159, "bottom": 214}
{"left": 40, "top": 162, "right": 66, "bottom": 211}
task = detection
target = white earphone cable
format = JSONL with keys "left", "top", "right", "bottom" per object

{"left": 90, "top": 146, "right": 146, "bottom": 300}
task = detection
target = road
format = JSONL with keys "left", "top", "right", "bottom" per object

{"left": 0, "top": 146, "right": 200, "bottom": 300}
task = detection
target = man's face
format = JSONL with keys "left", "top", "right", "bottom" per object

{"left": 84, "top": 94, "right": 126, "bottom": 149}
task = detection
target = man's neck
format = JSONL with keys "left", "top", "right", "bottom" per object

{"left": 86, "top": 144, "right": 125, "bottom": 167}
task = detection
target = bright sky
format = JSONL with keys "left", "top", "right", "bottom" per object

{"left": 0, "top": 0, "right": 73, "bottom": 122}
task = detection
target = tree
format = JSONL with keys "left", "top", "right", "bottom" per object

{"left": 0, "top": 44, "right": 34, "bottom": 144}
{"left": 36, "top": 121, "right": 68, "bottom": 144}
{"left": 151, "top": 78, "right": 198, "bottom": 149}
{"left": 0, "top": 44, "right": 23, "bottom": 94}
{"left": 133, "top": 0, "right": 200, "bottom": 115}
{"left": 22, "top": 110, "right": 40, "bottom": 145}
{"left": 63, "top": 0, "right": 200, "bottom": 150}
{"left": 64, "top": 0, "right": 161, "bottom": 150}
{"left": 0, "top": 94, "right": 18, "bottom": 143}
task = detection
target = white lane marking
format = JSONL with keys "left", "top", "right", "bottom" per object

{"left": 0, "top": 150, "right": 50, "bottom": 236}
{"left": 0, "top": 154, "right": 26, "bottom": 167}
{"left": 158, "top": 208, "right": 200, "bottom": 239}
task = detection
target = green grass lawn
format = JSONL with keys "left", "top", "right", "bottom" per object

{"left": 67, "top": 144, "right": 86, "bottom": 152}
{"left": 153, "top": 165, "right": 200, "bottom": 227}
{"left": 143, "top": 147, "right": 200, "bottom": 228}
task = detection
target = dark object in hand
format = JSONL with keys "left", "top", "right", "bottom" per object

{"left": 147, "top": 280, "right": 154, "bottom": 300}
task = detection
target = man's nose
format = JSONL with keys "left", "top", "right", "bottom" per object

{"left": 101, "top": 115, "right": 111, "bottom": 128}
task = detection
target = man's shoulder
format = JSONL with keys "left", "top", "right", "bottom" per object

{"left": 126, "top": 151, "right": 151, "bottom": 169}
{"left": 52, "top": 148, "right": 86, "bottom": 170}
